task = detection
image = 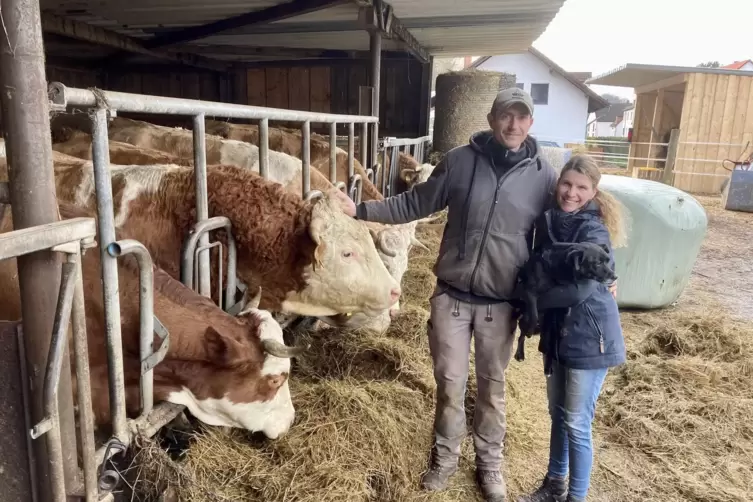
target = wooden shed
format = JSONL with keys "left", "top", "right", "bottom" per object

{"left": 588, "top": 64, "right": 753, "bottom": 194}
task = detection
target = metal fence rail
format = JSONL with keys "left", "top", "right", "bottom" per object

{"left": 380, "top": 135, "right": 432, "bottom": 196}
{"left": 0, "top": 218, "right": 98, "bottom": 502}
{"left": 44, "top": 82, "right": 384, "bottom": 497}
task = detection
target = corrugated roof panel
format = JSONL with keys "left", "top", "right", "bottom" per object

{"left": 588, "top": 64, "right": 753, "bottom": 88}
{"left": 40, "top": 0, "right": 567, "bottom": 58}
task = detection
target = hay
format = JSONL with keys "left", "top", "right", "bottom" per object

{"left": 595, "top": 307, "right": 753, "bottom": 502}
{"left": 127, "top": 196, "right": 753, "bottom": 502}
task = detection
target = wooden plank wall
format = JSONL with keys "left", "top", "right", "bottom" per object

{"left": 675, "top": 73, "right": 753, "bottom": 193}
{"left": 1, "top": 59, "right": 426, "bottom": 139}
{"left": 243, "top": 59, "right": 424, "bottom": 137}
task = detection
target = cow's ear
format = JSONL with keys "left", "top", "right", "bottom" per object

{"left": 204, "top": 327, "right": 248, "bottom": 366}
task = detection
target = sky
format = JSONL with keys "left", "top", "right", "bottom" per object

{"left": 532, "top": 0, "right": 753, "bottom": 100}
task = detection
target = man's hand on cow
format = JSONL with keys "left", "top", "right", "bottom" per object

{"left": 608, "top": 280, "right": 618, "bottom": 299}
{"left": 330, "top": 188, "right": 357, "bottom": 217}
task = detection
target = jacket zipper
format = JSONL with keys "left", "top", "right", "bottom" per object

{"left": 467, "top": 156, "right": 532, "bottom": 295}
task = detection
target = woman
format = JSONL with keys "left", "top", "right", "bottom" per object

{"left": 517, "top": 154, "right": 627, "bottom": 502}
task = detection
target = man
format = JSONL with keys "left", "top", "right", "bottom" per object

{"left": 336, "top": 87, "right": 558, "bottom": 502}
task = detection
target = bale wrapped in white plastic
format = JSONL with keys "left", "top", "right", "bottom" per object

{"left": 599, "top": 175, "right": 708, "bottom": 309}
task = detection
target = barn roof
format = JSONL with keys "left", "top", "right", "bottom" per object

{"left": 587, "top": 63, "right": 753, "bottom": 89}
{"left": 42, "top": 0, "right": 568, "bottom": 70}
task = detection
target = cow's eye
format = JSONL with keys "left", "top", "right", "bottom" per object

{"left": 342, "top": 251, "right": 353, "bottom": 258}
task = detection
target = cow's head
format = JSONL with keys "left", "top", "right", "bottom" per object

{"left": 400, "top": 163, "right": 436, "bottom": 188}
{"left": 167, "top": 289, "right": 304, "bottom": 439}
{"left": 317, "top": 220, "right": 429, "bottom": 332}
{"left": 283, "top": 190, "right": 402, "bottom": 318}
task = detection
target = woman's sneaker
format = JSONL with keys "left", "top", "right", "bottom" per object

{"left": 516, "top": 475, "right": 568, "bottom": 502}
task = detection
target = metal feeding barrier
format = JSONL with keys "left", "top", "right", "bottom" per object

{"left": 12, "top": 82, "right": 380, "bottom": 500}
{"left": 379, "top": 135, "right": 431, "bottom": 197}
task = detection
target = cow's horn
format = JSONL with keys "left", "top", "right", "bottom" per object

{"left": 237, "top": 286, "right": 262, "bottom": 316}
{"left": 411, "top": 236, "right": 431, "bottom": 252}
{"left": 377, "top": 229, "right": 398, "bottom": 258}
{"left": 262, "top": 339, "right": 308, "bottom": 358}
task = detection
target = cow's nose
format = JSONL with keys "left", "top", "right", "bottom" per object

{"left": 390, "top": 287, "right": 401, "bottom": 303}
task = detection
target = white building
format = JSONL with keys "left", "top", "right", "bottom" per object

{"left": 587, "top": 102, "right": 634, "bottom": 138}
{"left": 468, "top": 48, "right": 608, "bottom": 145}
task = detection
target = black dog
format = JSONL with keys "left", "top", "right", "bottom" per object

{"left": 513, "top": 241, "right": 617, "bottom": 363}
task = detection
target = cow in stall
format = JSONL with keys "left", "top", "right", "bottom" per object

{"left": 50, "top": 121, "right": 423, "bottom": 331}
{"left": 0, "top": 202, "right": 303, "bottom": 438}
{"left": 44, "top": 160, "right": 402, "bottom": 322}
{"left": 203, "top": 119, "right": 384, "bottom": 201}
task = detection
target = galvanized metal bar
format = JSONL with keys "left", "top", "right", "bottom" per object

{"left": 0, "top": 1, "right": 78, "bottom": 495}
{"left": 180, "top": 216, "right": 237, "bottom": 312}
{"left": 192, "top": 114, "right": 211, "bottom": 298}
{"left": 370, "top": 123, "right": 379, "bottom": 179}
{"left": 31, "top": 260, "right": 76, "bottom": 502}
{"left": 360, "top": 122, "right": 368, "bottom": 168}
{"left": 91, "top": 108, "right": 129, "bottom": 442}
{"left": 301, "top": 121, "right": 311, "bottom": 199}
{"left": 380, "top": 148, "right": 389, "bottom": 195}
{"left": 93, "top": 402, "right": 185, "bottom": 469}
{"left": 194, "top": 241, "right": 224, "bottom": 304}
{"left": 0, "top": 218, "right": 97, "bottom": 260}
{"left": 69, "top": 250, "right": 98, "bottom": 502}
{"left": 329, "top": 123, "right": 337, "bottom": 184}
{"left": 347, "top": 123, "right": 355, "bottom": 201}
{"left": 259, "top": 118, "right": 270, "bottom": 179}
{"left": 106, "top": 239, "right": 156, "bottom": 416}
{"left": 370, "top": 31, "right": 382, "bottom": 171}
{"left": 49, "top": 83, "right": 379, "bottom": 124}
{"left": 382, "top": 136, "right": 432, "bottom": 147}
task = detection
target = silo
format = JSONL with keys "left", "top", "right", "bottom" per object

{"left": 432, "top": 69, "right": 516, "bottom": 153}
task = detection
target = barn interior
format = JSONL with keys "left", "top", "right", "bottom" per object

{"left": 30, "top": 0, "right": 567, "bottom": 140}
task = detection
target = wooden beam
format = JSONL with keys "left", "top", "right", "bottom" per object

{"left": 170, "top": 43, "right": 409, "bottom": 60}
{"left": 144, "top": 0, "right": 350, "bottom": 49}
{"left": 635, "top": 73, "right": 687, "bottom": 95}
{"left": 358, "top": 1, "right": 429, "bottom": 63}
{"left": 41, "top": 13, "right": 228, "bottom": 72}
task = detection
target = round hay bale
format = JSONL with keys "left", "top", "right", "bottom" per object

{"left": 433, "top": 69, "right": 516, "bottom": 153}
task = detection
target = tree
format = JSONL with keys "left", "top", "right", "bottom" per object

{"left": 601, "top": 93, "right": 630, "bottom": 104}
{"left": 697, "top": 61, "right": 720, "bottom": 68}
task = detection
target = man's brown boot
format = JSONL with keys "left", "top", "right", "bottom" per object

{"left": 420, "top": 457, "right": 458, "bottom": 491}
{"left": 476, "top": 469, "right": 507, "bottom": 502}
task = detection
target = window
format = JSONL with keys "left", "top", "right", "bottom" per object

{"left": 515, "top": 82, "right": 525, "bottom": 90}
{"left": 530, "top": 83, "right": 549, "bottom": 105}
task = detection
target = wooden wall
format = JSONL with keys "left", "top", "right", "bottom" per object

{"left": 9, "top": 58, "right": 426, "bottom": 140}
{"left": 674, "top": 73, "right": 753, "bottom": 193}
{"left": 239, "top": 59, "right": 425, "bottom": 137}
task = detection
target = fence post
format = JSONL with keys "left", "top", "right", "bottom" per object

{"left": 0, "top": 0, "right": 78, "bottom": 497}
{"left": 662, "top": 128, "right": 680, "bottom": 186}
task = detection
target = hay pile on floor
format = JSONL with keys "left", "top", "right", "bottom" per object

{"left": 594, "top": 307, "right": 753, "bottom": 502}
{"left": 124, "top": 207, "right": 753, "bottom": 502}
{"left": 125, "top": 222, "right": 490, "bottom": 502}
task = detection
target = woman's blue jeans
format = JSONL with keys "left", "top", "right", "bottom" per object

{"left": 546, "top": 361, "right": 608, "bottom": 501}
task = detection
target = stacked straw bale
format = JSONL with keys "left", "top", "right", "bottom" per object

{"left": 433, "top": 70, "right": 516, "bottom": 153}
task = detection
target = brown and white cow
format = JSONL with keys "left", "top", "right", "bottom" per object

{"left": 205, "top": 119, "right": 384, "bottom": 201}
{"left": 53, "top": 123, "right": 422, "bottom": 331}
{"left": 52, "top": 128, "right": 190, "bottom": 166}
{"left": 0, "top": 203, "right": 301, "bottom": 438}
{"left": 51, "top": 161, "right": 402, "bottom": 319}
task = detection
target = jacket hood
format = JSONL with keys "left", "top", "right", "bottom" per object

{"left": 469, "top": 129, "right": 542, "bottom": 161}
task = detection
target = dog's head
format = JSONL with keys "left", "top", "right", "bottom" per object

{"left": 566, "top": 242, "right": 617, "bottom": 284}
